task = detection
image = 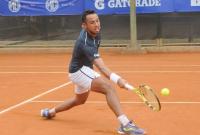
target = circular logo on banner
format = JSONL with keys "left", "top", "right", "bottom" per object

{"left": 45, "top": 0, "right": 59, "bottom": 12}
{"left": 95, "top": 0, "right": 105, "bottom": 10}
{"left": 8, "top": 0, "right": 21, "bottom": 13}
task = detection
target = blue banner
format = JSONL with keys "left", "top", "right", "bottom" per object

{"left": 86, "top": 0, "right": 174, "bottom": 14}
{"left": 0, "top": 0, "right": 84, "bottom": 16}
{"left": 136, "top": 0, "right": 174, "bottom": 13}
{"left": 1, "top": 0, "right": 200, "bottom": 16}
{"left": 85, "top": 0, "right": 129, "bottom": 14}
{"left": 175, "top": 0, "right": 200, "bottom": 12}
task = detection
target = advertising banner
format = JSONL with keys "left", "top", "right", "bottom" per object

{"left": 1, "top": 0, "right": 200, "bottom": 16}
{"left": 0, "top": 0, "right": 84, "bottom": 16}
{"left": 175, "top": 0, "right": 200, "bottom": 12}
{"left": 85, "top": 0, "right": 174, "bottom": 14}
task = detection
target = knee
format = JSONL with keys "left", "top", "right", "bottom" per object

{"left": 74, "top": 97, "right": 87, "bottom": 105}
{"left": 101, "top": 83, "right": 115, "bottom": 94}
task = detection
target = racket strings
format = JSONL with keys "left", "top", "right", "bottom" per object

{"left": 139, "top": 85, "right": 161, "bottom": 111}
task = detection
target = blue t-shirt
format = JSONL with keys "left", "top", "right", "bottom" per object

{"left": 69, "top": 29, "right": 101, "bottom": 73}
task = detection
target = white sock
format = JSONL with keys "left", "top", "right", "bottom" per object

{"left": 118, "top": 114, "right": 131, "bottom": 126}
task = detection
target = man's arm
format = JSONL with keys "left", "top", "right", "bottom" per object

{"left": 93, "top": 58, "right": 111, "bottom": 78}
{"left": 93, "top": 58, "right": 127, "bottom": 88}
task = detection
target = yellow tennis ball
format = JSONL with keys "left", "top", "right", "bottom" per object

{"left": 161, "top": 88, "right": 170, "bottom": 96}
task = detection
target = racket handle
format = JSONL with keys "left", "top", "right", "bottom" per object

{"left": 125, "top": 84, "right": 135, "bottom": 91}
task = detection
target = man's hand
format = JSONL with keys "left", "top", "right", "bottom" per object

{"left": 117, "top": 78, "right": 128, "bottom": 88}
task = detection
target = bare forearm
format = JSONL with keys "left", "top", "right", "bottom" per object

{"left": 97, "top": 66, "right": 111, "bottom": 78}
{"left": 93, "top": 58, "right": 111, "bottom": 78}
{"left": 93, "top": 58, "right": 128, "bottom": 88}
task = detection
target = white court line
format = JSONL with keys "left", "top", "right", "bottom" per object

{"left": 109, "top": 65, "right": 200, "bottom": 68}
{"left": 1, "top": 71, "right": 200, "bottom": 74}
{"left": 1, "top": 64, "right": 200, "bottom": 68}
{"left": 0, "top": 82, "right": 72, "bottom": 115}
{"left": 0, "top": 72, "right": 66, "bottom": 74}
{"left": 0, "top": 66, "right": 66, "bottom": 68}
{"left": 119, "top": 71, "right": 200, "bottom": 73}
{"left": 31, "top": 100, "right": 200, "bottom": 104}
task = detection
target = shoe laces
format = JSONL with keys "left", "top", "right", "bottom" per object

{"left": 127, "top": 121, "right": 138, "bottom": 128}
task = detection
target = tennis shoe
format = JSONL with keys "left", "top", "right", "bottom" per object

{"left": 40, "top": 108, "right": 55, "bottom": 119}
{"left": 117, "top": 121, "right": 146, "bottom": 135}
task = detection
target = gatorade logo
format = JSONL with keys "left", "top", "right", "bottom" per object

{"left": 45, "top": 0, "right": 59, "bottom": 12}
{"left": 94, "top": 0, "right": 161, "bottom": 9}
{"left": 8, "top": 0, "right": 21, "bottom": 13}
{"left": 95, "top": 0, "right": 105, "bottom": 10}
{"left": 95, "top": 0, "right": 130, "bottom": 9}
{"left": 136, "top": 0, "right": 161, "bottom": 7}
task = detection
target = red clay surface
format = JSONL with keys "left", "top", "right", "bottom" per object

{"left": 0, "top": 51, "right": 200, "bottom": 135}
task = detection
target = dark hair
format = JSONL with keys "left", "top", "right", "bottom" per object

{"left": 81, "top": 10, "right": 96, "bottom": 23}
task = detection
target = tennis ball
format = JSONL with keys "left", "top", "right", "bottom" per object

{"left": 161, "top": 88, "right": 170, "bottom": 96}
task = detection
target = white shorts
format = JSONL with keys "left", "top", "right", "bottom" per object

{"left": 69, "top": 66, "right": 100, "bottom": 94}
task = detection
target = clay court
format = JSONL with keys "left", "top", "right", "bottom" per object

{"left": 0, "top": 51, "right": 200, "bottom": 135}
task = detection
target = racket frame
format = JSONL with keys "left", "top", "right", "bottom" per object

{"left": 125, "top": 84, "right": 161, "bottom": 111}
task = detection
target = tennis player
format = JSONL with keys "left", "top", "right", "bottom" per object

{"left": 41, "top": 10, "right": 145, "bottom": 135}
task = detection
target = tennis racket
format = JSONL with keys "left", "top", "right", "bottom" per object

{"left": 125, "top": 83, "right": 161, "bottom": 111}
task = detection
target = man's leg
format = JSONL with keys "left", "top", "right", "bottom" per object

{"left": 91, "top": 77, "right": 145, "bottom": 135}
{"left": 41, "top": 91, "right": 89, "bottom": 118}
{"left": 54, "top": 91, "right": 89, "bottom": 113}
{"left": 91, "top": 76, "right": 123, "bottom": 117}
